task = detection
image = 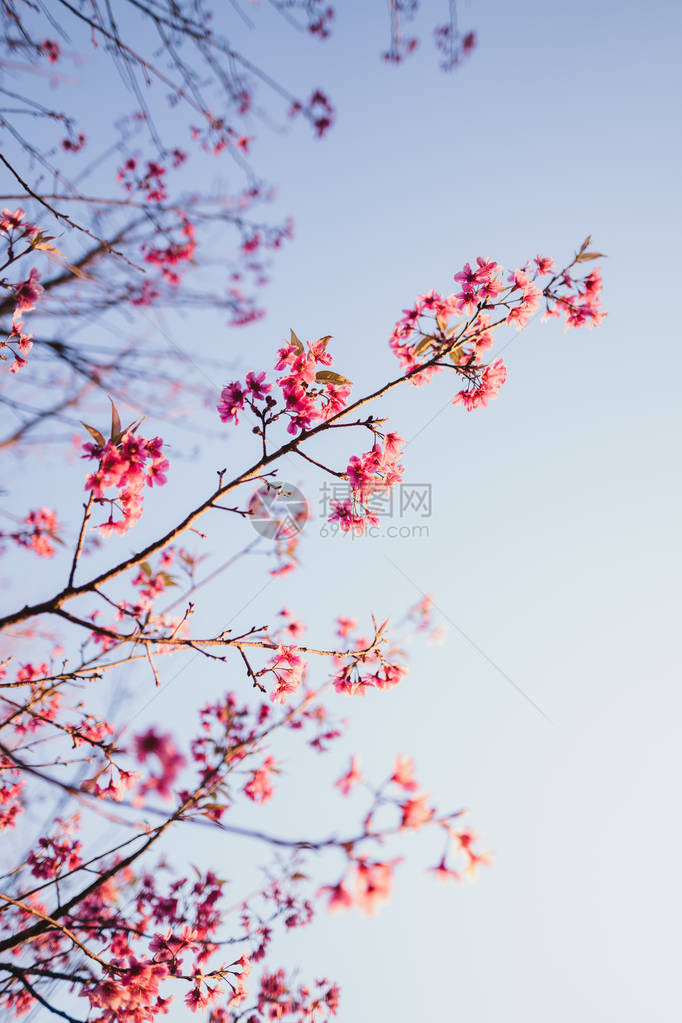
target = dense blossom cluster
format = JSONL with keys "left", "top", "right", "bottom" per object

{"left": 275, "top": 333, "right": 351, "bottom": 433}
{"left": 330, "top": 433, "right": 404, "bottom": 535}
{"left": 389, "top": 244, "right": 606, "bottom": 410}
{"left": 82, "top": 420, "right": 169, "bottom": 536}
{"left": 217, "top": 331, "right": 352, "bottom": 437}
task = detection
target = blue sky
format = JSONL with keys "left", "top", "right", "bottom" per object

{"left": 3, "top": 0, "right": 682, "bottom": 1019}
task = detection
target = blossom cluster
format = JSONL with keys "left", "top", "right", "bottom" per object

{"left": 323, "top": 752, "right": 490, "bottom": 914}
{"left": 275, "top": 333, "right": 351, "bottom": 433}
{"left": 208, "top": 969, "right": 340, "bottom": 1022}
{"left": 190, "top": 118, "right": 253, "bottom": 156}
{"left": 1, "top": 506, "right": 61, "bottom": 558}
{"left": 329, "top": 615, "right": 407, "bottom": 697}
{"left": 389, "top": 247, "right": 606, "bottom": 411}
{"left": 143, "top": 217, "right": 197, "bottom": 287}
{"left": 27, "top": 816, "right": 83, "bottom": 879}
{"left": 433, "top": 24, "right": 477, "bottom": 70}
{"left": 217, "top": 331, "right": 352, "bottom": 437}
{"left": 329, "top": 433, "right": 404, "bottom": 535}
{"left": 82, "top": 428, "right": 169, "bottom": 536}
{"left": 41, "top": 38, "right": 60, "bottom": 63}
{"left": 321, "top": 857, "right": 401, "bottom": 915}
{"left": 218, "top": 370, "right": 273, "bottom": 425}
{"left": 7, "top": 661, "right": 60, "bottom": 738}
{"left": 0, "top": 756, "right": 23, "bottom": 832}
{"left": 265, "top": 645, "right": 307, "bottom": 704}
{"left": 134, "top": 726, "right": 187, "bottom": 800}
{"left": 289, "top": 89, "right": 335, "bottom": 138}
{"left": 1, "top": 207, "right": 42, "bottom": 373}
{"left": 117, "top": 158, "right": 168, "bottom": 203}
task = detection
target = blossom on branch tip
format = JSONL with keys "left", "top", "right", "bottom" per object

{"left": 267, "top": 646, "right": 305, "bottom": 704}
{"left": 390, "top": 754, "right": 418, "bottom": 791}
{"left": 82, "top": 425, "right": 169, "bottom": 535}
{"left": 453, "top": 357, "right": 507, "bottom": 411}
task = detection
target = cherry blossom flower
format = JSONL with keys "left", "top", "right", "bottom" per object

{"left": 399, "top": 794, "right": 435, "bottom": 830}
{"left": 318, "top": 879, "right": 354, "bottom": 913}
{"left": 353, "top": 859, "right": 399, "bottom": 915}
{"left": 41, "top": 38, "right": 60, "bottom": 63}
{"left": 335, "top": 754, "right": 363, "bottom": 796}
{"left": 268, "top": 646, "right": 305, "bottom": 704}
{"left": 390, "top": 754, "right": 419, "bottom": 792}
{"left": 13, "top": 269, "right": 42, "bottom": 314}
{"left": 243, "top": 756, "right": 276, "bottom": 804}
{"left": 133, "top": 727, "right": 186, "bottom": 799}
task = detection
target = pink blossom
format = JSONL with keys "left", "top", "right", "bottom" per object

{"left": 400, "top": 794, "right": 434, "bottom": 830}
{"left": 133, "top": 727, "right": 186, "bottom": 799}
{"left": 0, "top": 208, "right": 26, "bottom": 233}
{"left": 335, "top": 754, "right": 363, "bottom": 796}
{"left": 217, "top": 381, "right": 246, "bottom": 424}
{"left": 428, "top": 856, "right": 461, "bottom": 882}
{"left": 268, "top": 646, "right": 305, "bottom": 704}
{"left": 354, "top": 859, "right": 399, "bottom": 915}
{"left": 535, "top": 254, "right": 556, "bottom": 275}
{"left": 335, "top": 615, "right": 357, "bottom": 638}
{"left": 243, "top": 756, "right": 276, "bottom": 804}
{"left": 245, "top": 370, "right": 272, "bottom": 399}
{"left": 13, "top": 269, "right": 42, "bottom": 314}
{"left": 453, "top": 357, "right": 507, "bottom": 411}
{"left": 41, "top": 39, "right": 60, "bottom": 63}
{"left": 82, "top": 429, "right": 169, "bottom": 535}
{"left": 319, "top": 880, "right": 354, "bottom": 913}
{"left": 390, "top": 754, "right": 418, "bottom": 791}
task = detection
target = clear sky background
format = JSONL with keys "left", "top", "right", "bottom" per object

{"left": 4, "top": 0, "right": 682, "bottom": 1020}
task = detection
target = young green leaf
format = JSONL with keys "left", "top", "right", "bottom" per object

{"left": 575, "top": 251, "right": 605, "bottom": 262}
{"left": 80, "top": 422, "right": 106, "bottom": 447}
{"left": 315, "top": 370, "right": 353, "bottom": 385}
{"left": 413, "top": 336, "right": 435, "bottom": 357}
{"left": 109, "top": 397, "right": 122, "bottom": 442}
{"left": 290, "top": 329, "right": 305, "bottom": 353}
